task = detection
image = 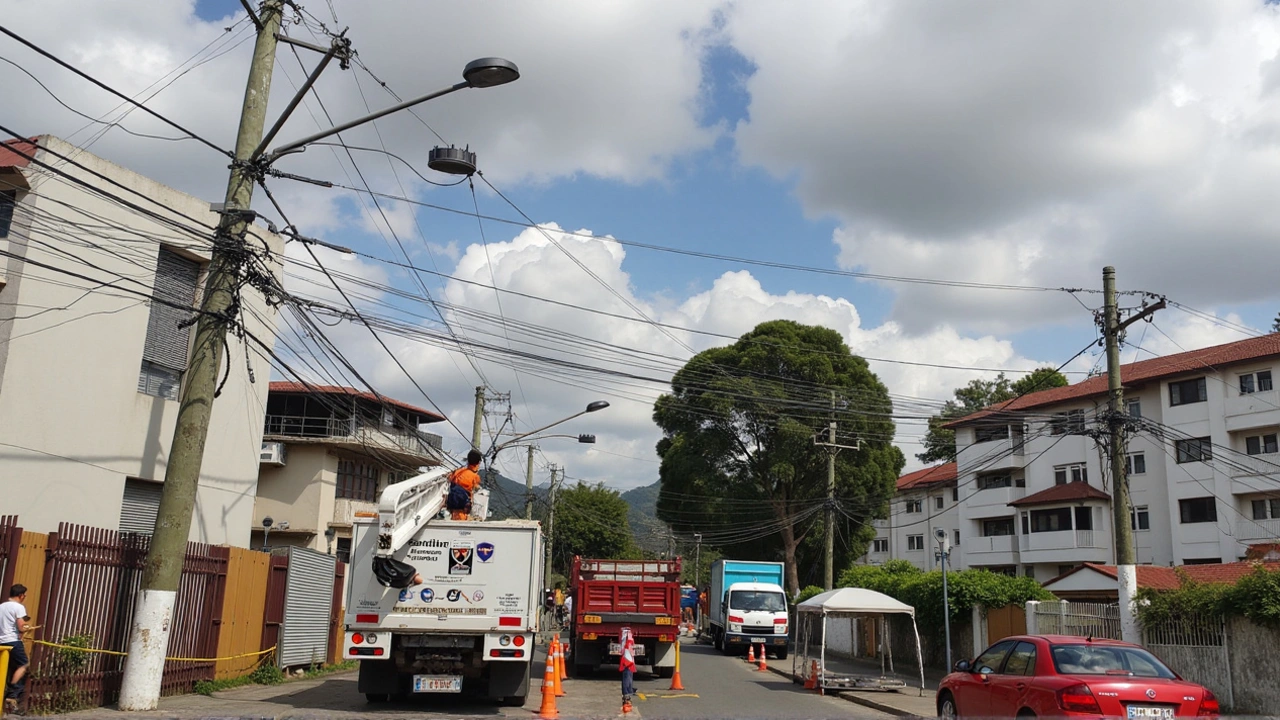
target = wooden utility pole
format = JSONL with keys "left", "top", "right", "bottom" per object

{"left": 1102, "top": 266, "right": 1163, "bottom": 644}
{"left": 119, "top": 2, "right": 283, "bottom": 709}
{"left": 525, "top": 443, "right": 536, "bottom": 519}
{"left": 815, "top": 391, "right": 859, "bottom": 591}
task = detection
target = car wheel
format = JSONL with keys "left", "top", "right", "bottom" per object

{"left": 1017, "top": 710, "right": 1036, "bottom": 719}
{"left": 938, "top": 691, "right": 958, "bottom": 720}
{"left": 365, "top": 693, "right": 390, "bottom": 704}
{"left": 775, "top": 649, "right": 787, "bottom": 661}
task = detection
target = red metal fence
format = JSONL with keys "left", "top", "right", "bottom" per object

{"left": 261, "top": 552, "right": 289, "bottom": 657}
{"left": 25, "top": 523, "right": 228, "bottom": 714}
{"left": 0, "top": 514, "right": 20, "bottom": 591}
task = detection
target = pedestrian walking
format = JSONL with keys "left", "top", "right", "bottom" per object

{"left": 2, "top": 584, "right": 31, "bottom": 714}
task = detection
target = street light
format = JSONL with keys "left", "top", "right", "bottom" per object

{"left": 264, "top": 56, "right": 520, "bottom": 161}
{"left": 495, "top": 434, "right": 599, "bottom": 520}
{"left": 261, "top": 516, "right": 274, "bottom": 552}
{"left": 935, "top": 528, "right": 953, "bottom": 671}
{"left": 488, "top": 401, "right": 610, "bottom": 458}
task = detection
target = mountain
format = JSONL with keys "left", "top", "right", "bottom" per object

{"left": 485, "top": 471, "right": 547, "bottom": 519}
{"left": 620, "top": 481, "right": 669, "bottom": 555}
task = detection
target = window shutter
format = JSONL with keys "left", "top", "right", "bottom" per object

{"left": 142, "top": 249, "right": 200, "bottom": 370}
{"left": 120, "top": 479, "right": 163, "bottom": 534}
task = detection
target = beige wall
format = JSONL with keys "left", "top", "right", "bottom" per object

{"left": 254, "top": 444, "right": 335, "bottom": 551}
{"left": 0, "top": 136, "right": 282, "bottom": 547}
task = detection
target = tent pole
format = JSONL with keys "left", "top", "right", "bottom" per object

{"left": 820, "top": 613, "right": 827, "bottom": 696}
{"left": 887, "top": 616, "right": 895, "bottom": 675}
{"left": 912, "top": 615, "right": 925, "bottom": 697}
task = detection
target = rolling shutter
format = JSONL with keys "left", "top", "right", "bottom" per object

{"left": 279, "top": 546, "right": 337, "bottom": 667}
{"left": 119, "top": 478, "right": 162, "bottom": 534}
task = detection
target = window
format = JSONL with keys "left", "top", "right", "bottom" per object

{"left": 978, "top": 473, "right": 1012, "bottom": 490}
{"left": 1169, "top": 377, "right": 1208, "bottom": 406}
{"left": 905, "top": 499, "right": 923, "bottom": 513}
{"left": 982, "top": 518, "right": 1015, "bottom": 536}
{"left": 337, "top": 459, "right": 380, "bottom": 502}
{"left": 1049, "top": 410, "right": 1086, "bottom": 435}
{"left": 974, "top": 640, "right": 1016, "bottom": 674}
{"left": 1240, "top": 371, "right": 1273, "bottom": 394}
{"left": 952, "top": 487, "right": 959, "bottom": 502}
{"left": 872, "top": 538, "right": 889, "bottom": 553}
{"left": 1126, "top": 399, "right": 1142, "bottom": 419}
{"left": 907, "top": 535, "right": 925, "bottom": 551}
{"left": 1057, "top": 564, "right": 1076, "bottom": 576}
{"left": 1022, "top": 566, "right": 1036, "bottom": 579}
{"left": 1245, "top": 434, "right": 1278, "bottom": 456}
{"left": 1183, "top": 558, "right": 1221, "bottom": 565}
{"left": 336, "top": 537, "right": 351, "bottom": 564}
{"left": 1075, "top": 507, "right": 1094, "bottom": 530}
{"left": 1050, "top": 644, "right": 1175, "bottom": 679}
{"left": 975, "top": 425, "right": 1010, "bottom": 443}
{"left": 1054, "top": 463, "right": 1088, "bottom": 485}
{"left": 1021, "top": 511, "right": 1029, "bottom": 535}
{"left": 1131, "top": 505, "right": 1150, "bottom": 531}
{"left": 1030, "top": 508, "right": 1073, "bottom": 533}
{"left": 138, "top": 248, "right": 200, "bottom": 400}
{"left": 0, "top": 189, "right": 15, "bottom": 237}
{"left": 935, "top": 496, "right": 945, "bottom": 510}
{"left": 1002, "top": 641, "right": 1038, "bottom": 676}
{"left": 1175, "top": 437, "right": 1213, "bottom": 463}
{"left": 954, "top": 530, "right": 961, "bottom": 546}
{"left": 1251, "top": 499, "right": 1280, "bottom": 520}
{"left": 1125, "top": 453, "right": 1146, "bottom": 476}
{"left": 1179, "top": 497, "right": 1217, "bottom": 524}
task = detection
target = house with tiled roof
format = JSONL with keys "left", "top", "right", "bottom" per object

{"left": 1041, "top": 560, "right": 1280, "bottom": 602}
{"left": 938, "top": 332, "right": 1280, "bottom": 581}
{"left": 253, "top": 381, "right": 446, "bottom": 559}
{"left": 860, "top": 462, "right": 961, "bottom": 569}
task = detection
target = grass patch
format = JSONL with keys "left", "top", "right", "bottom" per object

{"left": 192, "top": 659, "right": 354, "bottom": 696}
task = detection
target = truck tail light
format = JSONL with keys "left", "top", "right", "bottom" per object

{"left": 774, "top": 618, "right": 787, "bottom": 624}
{"left": 513, "top": 635, "right": 526, "bottom": 647}
{"left": 351, "top": 632, "right": 364, "bottom": 644}
{"left": 729, "top": 615, "right": 744, "bottom": 623}
{"left": 499, "top": 616, "right": 522, "bottom": 627}
{"left": 355, "top": 614, "right": 379, "bottom": 624}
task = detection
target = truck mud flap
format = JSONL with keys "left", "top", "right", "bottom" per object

{"left": 357, "top": 659, "right": 399, "bottom": 695}
{"left": 487, "top": 659, "right": 529, "bottom": 699}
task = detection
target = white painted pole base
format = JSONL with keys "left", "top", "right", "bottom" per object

{"left": 118, "top": 589, "right": 176, "bottom": 711}
{"left": 1117, "top": 564, "right": 1140, "bottom": 644}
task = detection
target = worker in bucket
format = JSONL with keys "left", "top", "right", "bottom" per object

{"left": 446, "top": 449, "right": 483, "bottom": 520}
{"left": 619, "top": 627, "right": 637, "bottom": 705}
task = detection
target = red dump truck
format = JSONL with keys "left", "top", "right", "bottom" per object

{"left": 568, "top": 557, "right": 682, "bottom": 677}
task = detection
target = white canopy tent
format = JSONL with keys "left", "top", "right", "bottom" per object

{"left": 794, "top": 588, "right": 926, "bottom": 696}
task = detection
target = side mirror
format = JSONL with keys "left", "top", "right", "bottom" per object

{"left": 979, "top": 666, "right": 994, "bottom": 676}
{"left": 953, "top": 659, "right": 971, "bottom": 673}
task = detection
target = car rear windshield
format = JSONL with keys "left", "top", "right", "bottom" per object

{"left": 730, "top": 590, "right": 786, "bottom": 612}
{"left": 1050, "top": 644, "right": 1177, "bottom": 679}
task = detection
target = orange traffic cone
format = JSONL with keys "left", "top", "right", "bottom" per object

{"left": 538, "top": 651, "right": 559, "bottom": 719}
{"left": 804, "top": 660, "right": 818, "bottom": 689}
{"left": 552, "top": 638, "right": 566, "bottom": 697}
{"left": 668, "top": 639, "right": 685, "bottom": 691}
{"left": 622, "top": 698, "right": 633, "bottom": 714}
{"left": 756, "top": 643, "right": 767, "bottom": 672}
{"left": 556, "top": 634, "right": 568, "bottom": 682}
{"left": 746, "top": 644, "right": 755, "bottom": 664}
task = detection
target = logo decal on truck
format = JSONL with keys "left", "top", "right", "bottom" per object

{"left": 450, "top": 542, "right": 474, "bottom": 575}
{"left": 420, "top": 588, "right": 435, "bottom": 603}
{"left": 476, "top": 542, "right": 495, "bottom": 562}
{"left": 399, "top": 589, "right": 413, "bottom": 603}
{"left": 446, "top": 588, "right": 463, "bottom": 602}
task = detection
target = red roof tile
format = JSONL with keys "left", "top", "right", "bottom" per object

{"left": 268, "top": 381, "right": 445, "bottom": 423}
{"left": 897, "top": 462, "right": 957, "bottom": 491}
{"left": 1051, "top": 561, "right": 1280, "bottom": 590}
{"left": 1008, "top": 481, "right": 1110, "bottom": 507}
{"left": 945, "top": 333, "right": 1280, "bottom": 429}
{"left": 0, "top": 137, "right": 38, "bottom": 169}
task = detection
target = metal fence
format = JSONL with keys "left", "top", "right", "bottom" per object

{"left": 1141, "top": 611, "right": 1232, "bottom": 710}
{"left": 1032, "top": 600, "right": 1122, "bottom": 639}
{"left": 0, "top": 514, "right": 21, "bottom": 591}
{"left": 24, "top": 523, "right": 227, "bottom": 714}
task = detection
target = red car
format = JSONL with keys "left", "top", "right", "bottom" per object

{"left": 936, "top": 634, "right": 1219, "bottom": 719}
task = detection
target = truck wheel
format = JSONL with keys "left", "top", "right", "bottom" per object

{"left": 775, "top": 649, "right": 788, "bottom": 660}
{"left": 574, "top": 663, "right": 594, "bottom": 677}
{"left": 365, "top": 693, "right": 390, "bottom": 704}
{"left": 656, "top": 666, "right": 675, "bottom": 679}
{"left": 714, "top": 630, "right": 722, "bottom": 652}
{"left": 499, "top": 695, "right": 527, "bottom": 707}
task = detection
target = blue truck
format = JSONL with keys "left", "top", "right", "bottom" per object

{"left": 708, "top": 559, "right": 789, "bottom": 659}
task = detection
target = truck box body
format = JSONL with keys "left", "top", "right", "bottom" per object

{"left": 709, "top": 559, "right": 789, "bottom": 657}
{"left": 569, "top": 557, "right": 681, "bottom": 677}
{"left": 344, "top": 516, "right": 542, "bottom": 702}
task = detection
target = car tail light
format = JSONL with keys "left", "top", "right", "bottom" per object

{"left": 1057, "top": 683, "right": 1102, "bottom": 714}
{"left": 351, "top": 632, "right": 364, "bottom": 645}
{"left": 1198, "top": 689, "right": 1220, "bottom": 717}
{"left": 774, "top": 618, "right": 787, "bottom": 624}
{"left": 729, "top": 615, "right": 744, "bottom": 623}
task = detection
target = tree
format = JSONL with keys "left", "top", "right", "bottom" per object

{"left": 652, "top": 320, "right": 904, "bottom": 596}
{"left": 1273, "top": 313, "right": 1280, "bottom": 333}
{"left": 916, "top": 368, "right": 1067, "bottom": 463}
{"left": 549, "top": 482, "right": 636, "bottom": 574}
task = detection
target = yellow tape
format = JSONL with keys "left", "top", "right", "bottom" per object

{"left": 34, "top": 640, "right": 278, "bottom": 663}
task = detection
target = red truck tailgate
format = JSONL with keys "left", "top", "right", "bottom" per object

{"left": 572, "top": 558, "right": 682, "bottom": 626}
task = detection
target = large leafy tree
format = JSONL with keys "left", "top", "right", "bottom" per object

{"left": 916, "top": 368, "right": 1068, "bottom": 463}
{"left": 549, "top": 482, "right": 637, "bottom": 574}
{"left": 652, "top": 320, "right": 904, "bottom": 596}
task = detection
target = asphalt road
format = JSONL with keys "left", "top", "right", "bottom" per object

{"left": 75, "top": 640, "right": 891, "bottom": 719}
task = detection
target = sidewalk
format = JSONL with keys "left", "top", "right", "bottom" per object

{"left": 768, "top": 653, "right": 943, "bottom": 718}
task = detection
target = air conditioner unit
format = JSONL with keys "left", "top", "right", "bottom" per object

{"left": 260, "top": 441, "right": 287, "bottom": 466}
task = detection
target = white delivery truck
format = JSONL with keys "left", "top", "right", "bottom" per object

{"left": 343, "top": 467, "right": 543, "bottom": 705}
{"left": 708, "top": 559, "right": 790, "bottom": 659}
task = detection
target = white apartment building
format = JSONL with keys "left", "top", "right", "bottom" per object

{"left": 0, "top": 135, "right": 283, "bottom": 546}
{"left": 862, "top": 462, "right": 960, "bottom": 570}
{"left": 863, "top": 333, "right": 1280, "bottom": 581}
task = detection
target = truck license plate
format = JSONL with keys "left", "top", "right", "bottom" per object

{"left": 750, "top": 637, "right": 766, "bottom": 643}
{"left": 1127, "top": 706, "right": 1174, "bottom": 719}
{"left": 413, "top": 675, "right": 462, "bottom": 693}
{"left": 608, "top": 643, "right": 646, "bottom": 656}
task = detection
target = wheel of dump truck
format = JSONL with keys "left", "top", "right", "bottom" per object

{"left": 775, "top": 649, "right": 787, "bottom": 660}
{"left": 656, "top": 666, "right": 674, "bottom": 679}
{"left": 574, "top": 663, "right": 595, "bottom": 677}
{"left": 500, "top": 695, "right": 527, "bottom": 707}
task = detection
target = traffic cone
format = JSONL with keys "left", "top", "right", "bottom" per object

{"left": 804, "top": 660, "right": 818, "bottom": 690}
{"left": 747, "top": 644, "right": 755, "bottom": 664}
{"left": 756, "top": 643, "right": 767, "bottom": 672}
{"left": 622, "top": 698, "right": 633, "bottom": 714}
{"left": 552, "top": 638, "right": 566, "bottom": 697}
{"left": 668, "top": 639, "right": 685, "bottom": 691}
{"left": 556, "top": 634, "right": 568, "bottom": 682}
{"left": 538, "top": 651, "right": 559, "bottom": 719}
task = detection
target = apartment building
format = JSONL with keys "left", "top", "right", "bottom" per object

{"left": 863, "top": 462, "right": 960, "bottom": 570}
{"left": 252, "top": 382, "right": 446, "bottom": 561}
{"left": 0, "top": 136, "right": 283, "bottom": 546}
{"left": 862, "top": 333, "right": 1280, "bottom": 581}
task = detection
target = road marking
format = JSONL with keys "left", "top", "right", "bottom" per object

{"left": 636, "top": 693, "right": 700, "bottom": 700}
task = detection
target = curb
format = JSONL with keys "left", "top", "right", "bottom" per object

{"left": 763, "top": 665, "right": 932, "bottom": 718}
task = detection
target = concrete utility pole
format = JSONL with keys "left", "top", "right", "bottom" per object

{"left": 544, "top": 465, "right": 560, "bottom": 584}
{"left": 472, "top": 385, "right": 485, "bottom": 451}
{"left": 1102, "top": 266, "right": 1163, "bottom": 645}
{"left": 525, "top": 444, "right": 536, "bottom": 520}
{"left": 825, "top": 393, "right": 837, "bottom": 590}
{"left": 119, "top": 2, "right": 283, "bottom": 710}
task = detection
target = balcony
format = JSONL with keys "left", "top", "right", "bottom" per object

{"left": 264, "top": 414, "right": 443, "bottom": 466}
{"left": 1235, "top": 517, "right": 1280, "bottom": 542}
{"left": 1017, "top": 528, "right": 1111, "bottom": 564}
{"left": 966, "top": 484, "right": 1027, "bottom": 511}
{"left": 1223, "top": 391, "right": 1280, "bottom": 432}
{"left": 967, "top": 534, "right": 1018, "bottom": 555}
{"left": 333, "top": 497, "right": 378, "bottom": 527}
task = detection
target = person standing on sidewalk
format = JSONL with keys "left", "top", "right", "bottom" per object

{"left": 619, "top": 627, "right": 636, "bottom": 704}
{"left": 1, "top": 584, "right": 30, "bottom": 713}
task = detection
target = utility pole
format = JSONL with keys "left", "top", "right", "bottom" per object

{"left": 524, "top": 444, "right": 536, "bottom": 520}
{"left": 544, "top": 465, "right": 560, "bottom": 585}
{"left": 472, "top": 385, "right": 485, "bottom": 451}
{"left": 119, "top": 2, "right": 283, "bottom": 710}
{"left": 825, "top": 392, "right": 836, "bottom": 590}
{"left": 1102, "top": 266, "right": 1164, "bottom": 644}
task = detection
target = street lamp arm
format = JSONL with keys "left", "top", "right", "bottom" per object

{"left": 490, "top": 410, "right": 589, "bottom": 457}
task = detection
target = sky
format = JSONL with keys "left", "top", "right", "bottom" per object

{"left": 4, "top": 0, "right": 1280, "bottom": 490}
